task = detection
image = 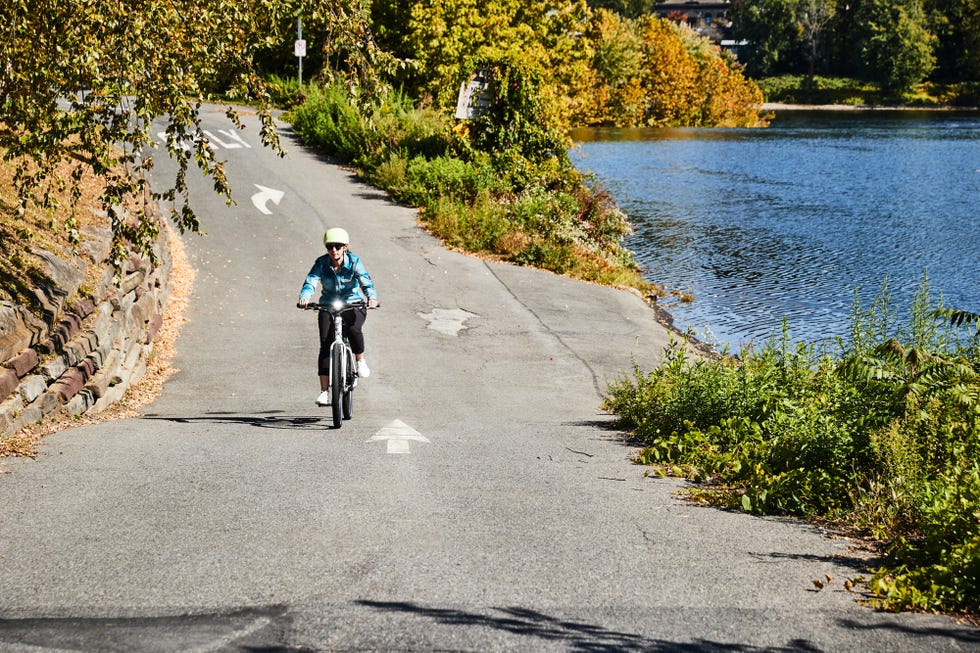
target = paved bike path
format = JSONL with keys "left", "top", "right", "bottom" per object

{"left": 0, "top": 108, "right": 974, "bottom": 651}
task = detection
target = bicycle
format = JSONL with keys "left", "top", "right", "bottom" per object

{"left": 301, "top": 299, "right": 378, "bottom": 428}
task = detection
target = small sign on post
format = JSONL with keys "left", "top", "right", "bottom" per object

{"left": 454, "top": 69, "right": 492, "bottom": 120}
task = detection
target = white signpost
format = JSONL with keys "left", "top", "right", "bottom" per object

{"left": 295, "top": 17, "right": 306, "bottom": 85}
{"left": 454, "top": 69, "right": 492, "bottom": 120}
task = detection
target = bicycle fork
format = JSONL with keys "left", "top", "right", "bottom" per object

{"left": 329, "top": 339, "right": 356, "bottom": 390}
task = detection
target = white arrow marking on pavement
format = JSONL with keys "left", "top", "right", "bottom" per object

{"left": 202, "top": 129, "right": 253, "bottom": 149}
{"left": 251, "top": 184, "right": 284, "bottom": 215}
{"left": 156, "top": 131, "right": 196, "bottom": 152}
{"left": 367, "top": 420, "right": 430, "bottom": 454}
{"left": 217, "top": 129, "right": 252, "bottom": 148}
{"left": 203, "top": 129, "right": 241, "bottom": 149}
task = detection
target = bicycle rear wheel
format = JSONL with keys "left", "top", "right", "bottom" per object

{"left": 330, "top": 346, "right": 344, "bottom": 428}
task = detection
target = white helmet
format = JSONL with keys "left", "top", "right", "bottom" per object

{"left": 323, "top": 227, "right": 350, "bottom": 247}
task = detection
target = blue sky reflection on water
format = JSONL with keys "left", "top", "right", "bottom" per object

{"left": 569, "top": 111, "right": 980, "bottom": 351}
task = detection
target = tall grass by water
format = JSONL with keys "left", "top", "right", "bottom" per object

{"left": 603, "top": 275, "right": 980, "bottom": 615}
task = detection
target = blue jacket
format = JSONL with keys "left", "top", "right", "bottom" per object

{"left": 299, "top": 251, "right": 377, "bottom": 304}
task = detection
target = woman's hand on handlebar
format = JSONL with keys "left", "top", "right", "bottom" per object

{"left": 296, "top": 299, "right": 377, "bottom": 310}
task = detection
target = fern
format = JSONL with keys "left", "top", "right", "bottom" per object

{"left": 934, "top": 307, "right": 980, "bottom": 329}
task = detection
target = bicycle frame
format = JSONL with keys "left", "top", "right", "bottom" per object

{"left": 302, "top": 299, "right": 371, "bottom": 428}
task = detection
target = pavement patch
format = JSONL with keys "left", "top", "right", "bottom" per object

{"left": 418, "top": 308, "right": 478, "bottom": 336}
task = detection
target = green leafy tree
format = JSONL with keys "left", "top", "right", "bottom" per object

{"left": 925, "top": 0, "right": 980, "bottom": 81}
{"left": 0, "top": 0, "right": 386, "bottom": 266}
{"left": 732, "top": 0, "right": 805, "bottom": 77}
{"left": 467, "top": 60, "right": 570, "bottom": 167}
{"left": 580, "top": 14, "right": 765, "bottom": 127}
{"left": 515, "top": 1, "right": 596, "bottom": 134}
{"left": 851, "top": 0, "right": 936, "bottom": 91}
{"left": 796, "top": 0, "right": 837, "bottom": 77}
{"left": 369, "top": 0, "right": 415, "bottom": 61}
{"left": 373, "top": 0, "right": 592, "bottom": 135}
{"left": 392, "top": 0, "right": 521, "bottom": 108}
{"left": 583, "top": 8, "right": 646, "bottom": 125}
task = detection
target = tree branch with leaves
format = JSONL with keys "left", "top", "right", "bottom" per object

{"left": 0, "top": 0, "right": 386, "bottom": 270}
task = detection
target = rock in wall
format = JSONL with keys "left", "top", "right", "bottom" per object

{"left": 0, "top": 219, "right": 174, "bottom": 437}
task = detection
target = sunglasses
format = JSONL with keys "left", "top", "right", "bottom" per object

{"left": 325, "top": 243, "right": 346, "bottom": 250}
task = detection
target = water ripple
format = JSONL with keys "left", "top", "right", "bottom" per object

{"left": 572, "top": 111, "right": 980, "bottom": 350}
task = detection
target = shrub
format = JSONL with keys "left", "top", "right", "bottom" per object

{"left": 290, "top": 84, "right": 454, "bottom": 169}
{"left": 397, "top": 156, "right": 488, "bottom": 206}
{"left": 289, "top": 81, "right": 649, "bottom": 289}
{"left": 604, "top": 277, "right": 980, "bottom": 613}
{"left": 421, "top": 195, "right": 510, "bottom": 253}
{"left": 370, "top": 153, "right": 408, "bottom": 194}
{"left": 263, "top": 74, "right": 306, "bottom": 109}
{"left": 290, "top": 83, "right": 374, "bottom": 163}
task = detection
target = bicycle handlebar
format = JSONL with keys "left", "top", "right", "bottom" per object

{"left": 299, "top": 299, "right": 380, "bottom": 312}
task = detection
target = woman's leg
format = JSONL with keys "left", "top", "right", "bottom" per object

{"left": 343, "top": 309, "right": 367, "bottom": 358}
{"left": 344, "top": 309, "right": 370, "bottom": 378}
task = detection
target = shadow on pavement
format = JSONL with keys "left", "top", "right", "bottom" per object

{"left": 748, "top": 550, "right": 873, "bottom": 575}
{"left": 140, "top": 410, "right": 328, "bottom": 431}
{"left": 838, "top": 616, "right": 980, "bottom": 645}
{"left": 0, "top": 605, "right": 312, "bottom": 653}
{"left": 564, "top": 418, "right": 623, "bottom": 431}
{"left": 354, "top": 600, "right": 824, "bottom": 652}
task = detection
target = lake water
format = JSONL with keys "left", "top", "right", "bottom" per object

{"left": 569, "top": 110, "right": 980, "bottom": 351}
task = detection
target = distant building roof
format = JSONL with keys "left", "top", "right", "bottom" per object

{"left": 655, "top": 1, "right": 731, "bottom": 6}
{"left": 653, "top": 1, "right": 733, "bottom": 17}
{"left": 654, "top": 1, "right": 734, "bottom": 44}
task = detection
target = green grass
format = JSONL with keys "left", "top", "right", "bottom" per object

{"left": 757, "top": 75, "right": 980, "bottom": 107}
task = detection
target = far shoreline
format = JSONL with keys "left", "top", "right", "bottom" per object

{"left": 762, "top": 102, "right": 979, "bottom": 111}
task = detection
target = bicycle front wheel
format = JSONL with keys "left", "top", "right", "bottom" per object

{"left": 330, "top": 346, "right": 344, "bottom": 428}
{"left": 342, "top": 351, "right": 354, "bottom": 420}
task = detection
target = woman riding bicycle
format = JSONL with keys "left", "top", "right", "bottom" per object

{"left": 296, "top": 227, "right": 379, "bottom": 406}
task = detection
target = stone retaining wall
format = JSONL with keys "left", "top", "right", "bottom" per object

{"left": 0, "top": 221, "right": 173, "bottom": 438}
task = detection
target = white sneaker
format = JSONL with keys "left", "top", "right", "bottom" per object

{"left": 357, "top": 360, "right": 371, "bottom": 378}
{"left": 315, "top": 390, "right": 331, "bottom": 406}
